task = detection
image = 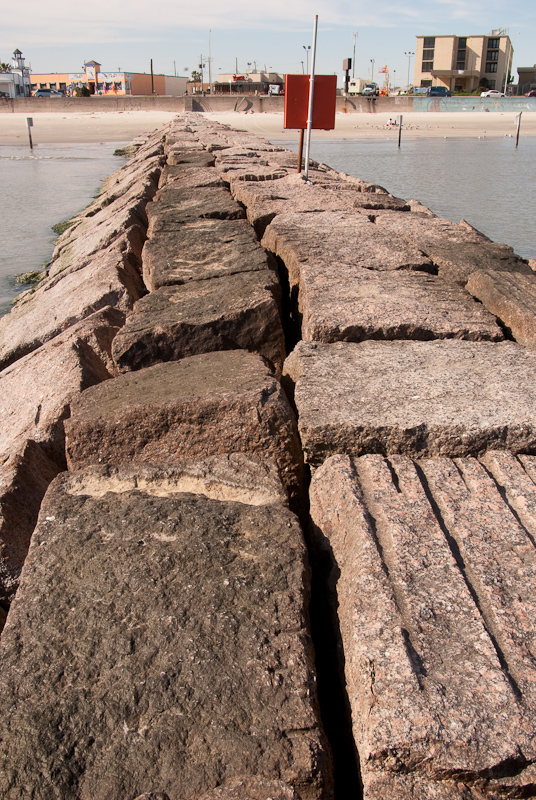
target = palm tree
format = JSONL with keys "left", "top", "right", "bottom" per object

{"left": 0, "top": 62, "right": 11, "bottom": 73}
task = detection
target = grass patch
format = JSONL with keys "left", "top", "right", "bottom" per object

{"left": 51, "top": 219, "right": 76, "bottom": 236}
{"left": 15, "top": 270, "right": 46, "bottom": 286}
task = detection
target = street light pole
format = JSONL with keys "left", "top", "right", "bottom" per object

{"left": 405, "top": 51, "right": 415, "bottom": 90}
{"left": 303, "top": 45, "right": 311, "bottom": 73}
{"left": 370, "top": 59, "right": 375, "bottom": 82}
{"left": 352, "top": 31, "right": 358, "bottom": 79}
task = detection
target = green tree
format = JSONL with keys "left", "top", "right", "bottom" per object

{"left": 0, "top": 62, "right": 11, "bottom": 73}
{"left": 190, "top": 70, "right": 202, "bottom": 83}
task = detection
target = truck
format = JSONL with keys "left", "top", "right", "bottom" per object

{"left": 347, "top": 78, "right": 368, "bottom": 95}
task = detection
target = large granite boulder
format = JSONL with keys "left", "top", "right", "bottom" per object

{"left": 309, "top": 452, "right": 536, "bottom": 798}
{"left": 142, "top": 219, "right": 274, "bottom": 292}
{"left": 374, "top": 210, "right": 531, "bottom": 285}
{"left": 0, "top": 467, "right": 332, "bottom": 799}
{"left": 298, "top": 265, "right": 503, "bottom": 343}
{"left": 147, "top": 185, "right": 246, "bottom": 234}
{"left": 0, "top": 246, "right": 143, "bottom": 370}
{"left": 283, "top": 339, "right": 536, "bottom": 465}
{"left": 0, "top": 307, "right": 121, "bottom": 605}
{"left": 65, "top": 351, "right": 305, "bottom": 510}
{"left": 0, "top": 440, "right": 60, "bottom": 609}
{"left": 262, "top": 211, "right": 434, "bottom": 292}
{"left": 111, "top": 271, "right": 285, "bottom": 374}
{"left": 466, "top": 269, "right": 536, "bottom": 347}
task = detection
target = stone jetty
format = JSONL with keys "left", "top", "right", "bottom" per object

{"left": 1, "top": 114, "right": 536, "bottom": 800}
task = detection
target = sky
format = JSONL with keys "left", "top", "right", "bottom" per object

{"left": 1, "top": 0, "right": 535, "bottom": 89}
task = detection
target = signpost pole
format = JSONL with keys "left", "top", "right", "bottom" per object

{"left": 26, "top": 117, "right": 33, "bottom": 150}
{"left": 303, "top": 15, "right": 319, "bottom": 181}
{"left": 398, "top": 114, "right": 403, "bottom": 148}
{"left": 516, "top": 112, "right": 522, "bottom": 148}
{"left": 297, "top": 129, "right": 305, "bottom": 173}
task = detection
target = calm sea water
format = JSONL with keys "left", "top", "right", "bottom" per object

{"left": 280, "top": 136, "right": 536, "bottom": 262}
{"left": 0, "top": 135, "right": 534, "bottom": 318}
{"left": 0, "top": 142, "right": 126, "bottom": 317}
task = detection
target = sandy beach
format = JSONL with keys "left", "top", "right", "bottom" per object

{"left": 1, "top": 109, "right": 535, "bottom": 145}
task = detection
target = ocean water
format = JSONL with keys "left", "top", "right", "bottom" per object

{"left": 0, "top": 142, "right": 127, "bottom": 317}
{"left": 0, "top": 135, "right": 534, "bottom": 319}
{"left": 280, "top": 135, "right": 536, "bottom": 262}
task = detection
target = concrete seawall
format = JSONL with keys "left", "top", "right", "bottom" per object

{"left": 2, "top": 94, "right": 535, "bottom": 114}
{"left": 2, "top": 114, "right": 536, "bottom": 800}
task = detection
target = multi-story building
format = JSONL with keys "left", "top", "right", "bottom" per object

{"left": 414, "top": 30, "right": 513, "bottom": 93}
{"left": 30, "top": 60, "right": 188, "bottom": 96}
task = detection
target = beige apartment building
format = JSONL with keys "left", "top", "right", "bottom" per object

{"left": 414, "top": 30, "right": 513, "bottom": 93}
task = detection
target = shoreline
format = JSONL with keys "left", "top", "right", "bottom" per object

{"left": 1, "top": 110, "right": 536, "bottom": 145}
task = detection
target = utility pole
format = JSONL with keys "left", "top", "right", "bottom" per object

{"left": 352, "top": 31, "right": 358, "bottom": 78}
{"left": 208, "top": 30, "right": 213, "bottom": 94}
{"left": 370, "top": 59, "right": 375, "bottom": 82}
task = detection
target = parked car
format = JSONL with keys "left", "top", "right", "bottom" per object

{"left": 525, "top": 89, "right": 536, "bottom": 97}
{"left": 426, "top": 86, "right": 451, "bottom": 97}
{"left": 33, "top": 88, "right": 64, "bottom": 98}
{"left": 480, "top": 89, "right": 505, "bottom": 98}
{"left": 363, "top": 83, "right": 379, "bottom": 96}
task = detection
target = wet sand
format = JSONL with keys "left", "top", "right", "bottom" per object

{"left": 1, "top": 109, "right": 535, "bottom": 145}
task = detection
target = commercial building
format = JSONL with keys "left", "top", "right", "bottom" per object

{"left": 30, "top": 60, "right": 188, "bottom": 96}
{"left": 517, "top": 65, "right": 536, "bottom": 95}
{"left": 414, "top": 30, "right": 513, "bottom": 93}
{"left": 0, "top": 50, "right": 31, "bottom": 97}
{"left": 213, "top": 71, "right": 284, "bottom": 94}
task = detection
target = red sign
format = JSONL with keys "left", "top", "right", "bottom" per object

{"left": 284, "top": 74, "right": 337, "bottom": 130}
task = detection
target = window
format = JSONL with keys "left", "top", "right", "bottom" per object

{"left": 486, "top": 63, "right": 498, "bottom": 73}
{"left": 458, "top": 37, "right": 467, "bottom": 47}
{"left": 423, "top": 37, "right": 435, "bottom": 48}
{"left": 486, "top": 50, "right": 498, "bottom": 62}
{"left": 39, "top": 83, "right": 46, "bottom": 88}
{"left": 489, "top": 80, "right": 496, "bottom": 89}
{"left": 59, "top": 83, "right": 66, "bottom": 91}
{"left": 422, "top": 62, "right": 433, "bottom": 73}
{"left": 423, "top": 49, "right": 434, "bottom": 60}
{"left": 488, "top": 38, "right": 500, "bottom": 49}
{"left": 421, "top": 80, "right": 432, "bottom": 87}
{"left": 30, "top": 83, "right": 37, "bottom": 90}
{"left": 49, "top": 82, "right": 56, "bottom": 89}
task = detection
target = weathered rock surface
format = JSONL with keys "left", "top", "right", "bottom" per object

{"left": 0, "top": 470, "right": 331, "bottom": 800}
{"left": 374, "top": 210, "right": 532, "bottom": 285}
{"left": 0, "top": 247, "right": 142, "bottom": 370}
{"left": 229, "top": 174, "right": 408, "bottom": 237}
{"left": 309, "top": 452, "right": 536, "bottom": 799}
{"left": 112, "top": 271, "right": 285, "bottom": 373}
{"left": 48, "top": 184, "right": 151, "bottom": 280}
{"left": 66, "top": 351, "right": 305, "bottom": 509}
{"left": 0, "top": 441, "right": 60, "bottom": 608}
{"left": 142, "top": 219, "right": 274, "bottom": 292}
{"left": 159, "top": 164, "right": 224, "bottom": 189}
{"left": 466, "top": 269, "right": 536, "bottom": 347}
{"left": 283, "top": 340, "right": 536, "bottom": 464}
{"left": 0, "top": 308, "right": 121, "bottom": 606}
{"left": 194, "top": 777, "right": 299, "bottom": 800}
{"left": 147, "top": 185, "right": 246, "bottom": 234}
{"left": 0, "top": 307, "right": 120, "bottom": 465}
{"left": 299, "top": 266, "right": 503, "bottom": 343}
{"left": 63, "top": 455, "right": 289, "bottom": 508}
{"left": 262, "top": 211, "right": 434, "bottom": 291}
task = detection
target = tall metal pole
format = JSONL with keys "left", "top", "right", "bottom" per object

{"left": 405, "top": 51, "right": 414, "bottom": 90}
{"left": 303, "top": 15, "right": 318, "bottom": 181}
{"left": 352, "top": 31, "right": 358, "bottom": 78}
{"left": 208, "top": 31, "right": 212, "bottom": 94}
